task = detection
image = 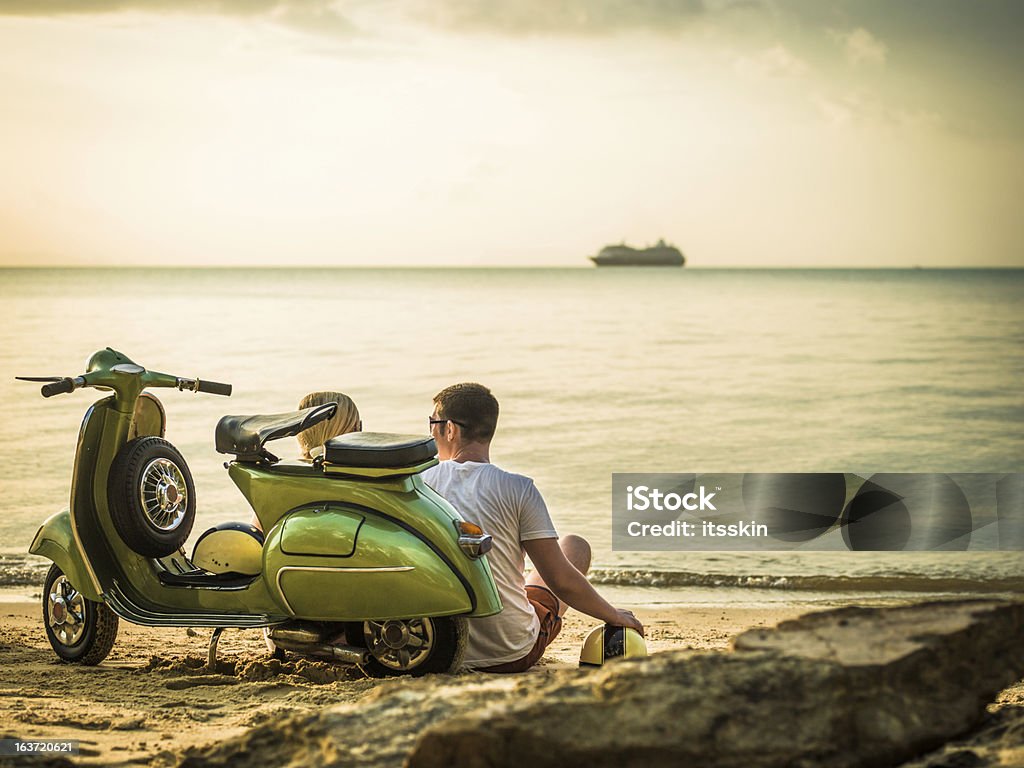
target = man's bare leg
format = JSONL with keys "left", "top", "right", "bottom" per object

{"left": 526, "top": 533, "right": 591, "bottom": 618}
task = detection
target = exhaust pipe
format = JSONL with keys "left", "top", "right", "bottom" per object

{"left": 270, "top": 636, "right": 370, "bottom": 666}
{"left": 267, "top": 624, "right": 371, "bottom": 665}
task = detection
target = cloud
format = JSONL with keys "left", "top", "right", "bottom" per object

{"left": 0, "top": 0, "right": 362, "bottom": 39}
{"left": 265, "top": 2, "right": 359, "bottom": 38}
{"left": 0, "top": 0, "right": 781, "bottom": 39}
{"left": 0, "top": 0, "right": 714, "bottom": 39}
{"left": 409, "top": 0, "right": 708, "bottom": 36}
{"left": 0, "top": 0, "right": 282, "bottom": 14}
{"left": 834, "top": 27, "right": 887, "bottom": 66}
{"left": 814, "top": 88, "right": 946, "bottom": 135}
{"left": 813, "top": 90, "right": 885, "bottom": 127}
{"left": 734, "top": 44, "right": 807, "bottom": 80}
{"left": 814, "top": 94, "right": 853, "bottom": 126}
{"left": 413, "top": 0, "right": 777, "bottom": 39}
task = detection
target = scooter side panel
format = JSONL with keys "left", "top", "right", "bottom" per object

{"left": 232, "top": 464, "right": 503, "bottom": 618}
{"left": 264, "top": 506, "right": 473, "bottom": 621}
{"left": 28, "top": 510, "right": 102, "bottom": 602}
{"left": 280, "top": 507, "right": 362, "bottom": 557}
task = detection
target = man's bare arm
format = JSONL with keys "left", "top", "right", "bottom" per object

{"left": 523, "top": 538, "right": 643, "bottom": 634}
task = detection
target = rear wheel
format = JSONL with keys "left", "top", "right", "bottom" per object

{"left": 42, "top": 565, "right": 118, "bottom": 665}
{"left": 357, "top": 616, "right": 467, "bottom": 677}
{"left": 108, "top": 437, "right": 196, "bottom": 557}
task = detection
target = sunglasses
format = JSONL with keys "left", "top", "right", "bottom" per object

{"left": 429, "top": 417, "right": 468, "bottom": 429}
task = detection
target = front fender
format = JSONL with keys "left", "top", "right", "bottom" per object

{"left": 28, "top": 509, "right": 102, "bottom": 601}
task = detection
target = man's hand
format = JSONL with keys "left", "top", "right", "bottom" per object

{"left": 610, "top": 609, "right": 644, "bottom": 636}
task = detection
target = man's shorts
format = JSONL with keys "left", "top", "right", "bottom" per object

{"left": 481, "top": 584, "right": 563, "bottom": 674}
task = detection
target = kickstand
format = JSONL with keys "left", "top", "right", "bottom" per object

{"left": 208, "top": 627, "right": 224, "bottom": 670}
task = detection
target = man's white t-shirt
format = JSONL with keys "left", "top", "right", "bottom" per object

{"left": 422, "top": 460, "right": 557, "bottom": 668}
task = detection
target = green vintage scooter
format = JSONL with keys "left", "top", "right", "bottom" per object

{"left": 19, "top": 348, "right": 501, "bottom": 676}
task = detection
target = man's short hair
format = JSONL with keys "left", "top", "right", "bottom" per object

{"left": 433, "top": 383, "right": 499, "bottom": 443}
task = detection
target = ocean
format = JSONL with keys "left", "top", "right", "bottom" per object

{"left": 1, "top": 267, "right": 1021, "bottom": 598}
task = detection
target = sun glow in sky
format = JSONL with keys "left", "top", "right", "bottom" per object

{"left": 1, "top": 1, "right": 1022, "bottom": 267}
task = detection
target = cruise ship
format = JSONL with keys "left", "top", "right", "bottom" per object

{"left": 590, "top": 239, "right": 685, "bottom": 267}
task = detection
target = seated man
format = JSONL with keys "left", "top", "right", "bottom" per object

{"left": 423, "top": 383, "right": 643, "bottom": 672}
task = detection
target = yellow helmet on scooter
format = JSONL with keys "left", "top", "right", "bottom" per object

{"left": 191, "top": 522, "right": 264, "bottom": 576}
{"left": 580, "top": 624, "right": 647, "bottom": 667}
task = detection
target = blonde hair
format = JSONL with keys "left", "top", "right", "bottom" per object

{"left": 296, "top": 391, "right": 361, "bottom": 459}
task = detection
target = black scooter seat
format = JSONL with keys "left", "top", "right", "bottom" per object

{"left": 216, "top": 403, "right": 337, "bottom": 462}
{"left": 324, "top": 432, "right": 437, "bottom": 468}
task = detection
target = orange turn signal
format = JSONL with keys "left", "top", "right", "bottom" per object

{"left": 455, "top": 520, "right": 493, "bottom": 558}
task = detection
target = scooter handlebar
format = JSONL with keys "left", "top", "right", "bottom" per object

{"left": 196, "top": 379, "right": 232, "bottom": 397}
{"left": 170, "top": 376, "right": 232, "bottom": 396}
{"left": 41, "top": 377, "right": 82, "bottom": 398}
{"left": 24, "top": 368, "right": 231, "bottom": 398}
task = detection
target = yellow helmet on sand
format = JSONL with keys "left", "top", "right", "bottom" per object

{"left": 580, "top": 624, "right": 648, "bottom": 667}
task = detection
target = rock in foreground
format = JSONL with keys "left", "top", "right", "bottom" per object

{"left": 409, "top": 600, "right": 1024, "bottom": 768}
{"left": 178, "top": 600, "right": 1024, "bottom": 768}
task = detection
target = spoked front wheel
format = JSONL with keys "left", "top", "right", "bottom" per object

{"left": 42, "top": 565, "right": 119, "bottom": 665}
{"left": 358, "top": 616, "right": 467, "bottom": 677}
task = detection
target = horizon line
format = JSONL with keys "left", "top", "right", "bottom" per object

{"left": 1, "top": 264, "right": 1022, "bottom": 271}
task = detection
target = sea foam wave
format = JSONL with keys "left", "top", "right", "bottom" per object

{"left": 0, "top": 557, "right": 48, "bottom": 588}
{"left": 588, "top": 568, "right": 1024, "bottom": 593}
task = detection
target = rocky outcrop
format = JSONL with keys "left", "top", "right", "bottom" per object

{"left": 177, "top": 600, "right": 1024, "bottom": 768}
{"left": 408, "top": 600, "right": 1024, "bottom": 768}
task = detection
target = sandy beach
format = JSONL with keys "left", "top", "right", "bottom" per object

{"left": 3, "top": 587, "right": 1022, "bottom": 767}
{"left": 0, "top": 588, "right": 809, "bottom": 764}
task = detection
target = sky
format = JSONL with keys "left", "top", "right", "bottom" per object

{"left": 0, "top": 0, "right": 1021, "bottom": 267}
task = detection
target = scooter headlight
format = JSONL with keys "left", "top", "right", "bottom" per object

{"left": 456, "top": 521, "right": 493, "bottom": 559}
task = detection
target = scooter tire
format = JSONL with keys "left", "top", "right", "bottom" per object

{"left": 43, "top": 564, "right": 119, "bottom": 665}
{"left": 108, "top": 436, "right": 196, "bottom": 558}
{"left": 358, "top": 615, "right": 467, "bottom": 677}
